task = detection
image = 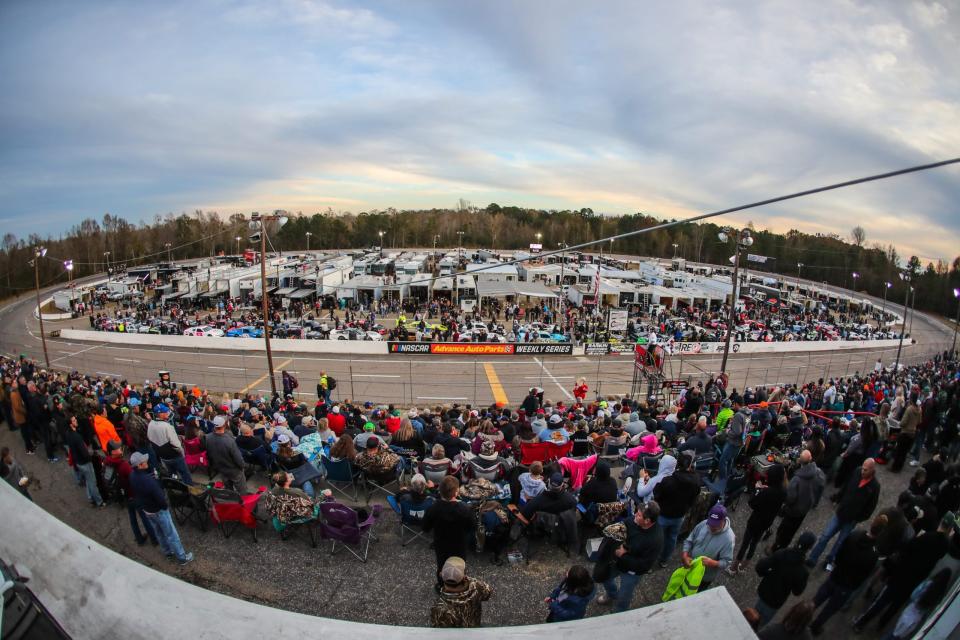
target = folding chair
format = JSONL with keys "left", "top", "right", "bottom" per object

{"left": 421, "top": 460, "right": 453, "bottom": 486}
{"left": 269, "top": 497, "right": 320, "bottom": 548}
{"left": 389, "top": 446, "right": 419, "bottom": 483}
{"left": 386, "top": 494, "right": 435, "bottom": 546}
{"left": 240, "top": 446, "right": 274, "bottom": 478}
{"left": 182, "top": 437, "right": 208, "bottom": 473}
{"left": 208, "top": 487, "right": 259, "bottom": 542}
{"left": 466, "top": 459, "right": 505, "bottom": 483}
{"left": 319, "top": 502, "right": 381, "bottom": 562}
{"left": 321, "top": 455, "right": 360, "bottom": 502}
{"left": 519, "top": 441, "right": 573, "bottom": 466}
{"left": 161, "top": 477, "right": 209, "bottom": 532}
{"left": 693, "top": 452, "right": 716, "bottom": 480}
{"left": 598, "top": 441, "right": 627, "bottom": 467}
{"left": 362, "top": 462, "right": 402, "bottom": 502}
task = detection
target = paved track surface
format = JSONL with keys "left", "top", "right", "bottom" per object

{"left": 1, "top": 276, "right": 953, "bottom": 406}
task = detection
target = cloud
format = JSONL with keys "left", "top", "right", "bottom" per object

{"left": 0, "top": 0, "right": 957, "bottom": 262}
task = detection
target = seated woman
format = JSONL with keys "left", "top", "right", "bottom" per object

{"left": 471, "top": 440, "right": 509, "bottom": 476}
{"left": 395, "top": 473, "right": 432, "bottom": 505}
{"left": 422, "top": 443, "right": 459, "bottom": 477}
{"left": 277, "top": 435, "right": 319, "bottom": 498}
{"left": 268, "top": 471, "right": 316, "bottom": 523}
{"left": 570, "top": 420, "right": 592, "bottom": 457}
{"left": 625, "top": 433, "right": 662, "bottom": 462}
{"left": 353, "top": 436, "right": 401, "bottom": 482}
{"left": 472, "top": 420, "right": 505, "bottom": 454}
{"left": 391, "top": 418, "right": 426, "bottom": 458}
{"left": 315, "top": 417, "right": 336, "bottom": 444}
{"left": 578, "top": 460, "right": 618, "bottom": 506}
{"left": 328, "top": 433, "right": 357, "bottom": 462}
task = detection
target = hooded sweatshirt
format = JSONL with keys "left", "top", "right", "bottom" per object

{"left": 430, "top": 577, "right": 493, "bottom": 628}
{"left": 781, "top": 462, "right": 825, "bottom": 518}
{"left": 519, "top": 472, "right": 546, "bottom": 501}
{"left": 625, "top": 434, "right": 662, "bottom": 461}
{"left": 636, "top": 454, "right": 676, "bottom": 502}
{"left": 683, "top": 517, "right": 736, "bottom": 581}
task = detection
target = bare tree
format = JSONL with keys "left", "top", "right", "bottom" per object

{"left": 851, "top": 225, "right": 866, "bottom": 247}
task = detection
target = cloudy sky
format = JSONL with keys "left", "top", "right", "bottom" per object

{"left": 1, "top": 0, "right": 958, "bottom": 262}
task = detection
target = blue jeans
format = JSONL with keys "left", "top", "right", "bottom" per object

{"left": 811, "top": 578, "right": 853, "bottom": 631}
{"left": 603, "top": 569, "right": 642, "bottom": 612}
{"left": 755, "top": 597, "right": 779, "bottom": 627}
{"left": 128, "top": 501, "right": 158, "bottom": 544}
{"left": 143, "top": 509, "right": 188, "bottom": 561}
{"left": 161, "top": 455, "right": 194, "bottom": 485}
{"left": 658, "top": 515, "right": 685, "bottom": 564}
{"left": 77, "top": 462, "right": 104, "bottom": 505}
{"left": 302, "top": 480, "right": 316, "bottom": 499}
{"left": 718, "top": 440, "right": 740, "bottom": 480}
{"left": 807, "top": 514, "right": 855, "bottom": 566}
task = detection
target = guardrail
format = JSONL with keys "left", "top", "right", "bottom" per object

{"left": 0, "top": 482, "right": 755, "bottom": 639}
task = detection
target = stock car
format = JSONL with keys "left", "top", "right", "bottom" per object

{"left": 225, "top": 326, "right": 263, "bottom": 338}
{"left": 518, "top": 329, "right": 568, "bottom": 343}
{"left": 329, "top": 327, "right": 384, "bottom": 341}
{"left": 183, "top": 325, "right": 225, "bottom": 337}
{"left": 457, "top": 329, "right": 508, "bottom": 343}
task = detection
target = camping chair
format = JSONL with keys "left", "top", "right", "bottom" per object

{"left": 268, "top": 496, "right": 320, "bottom": 548}
{"left": 519, "top": 441, "right": 573, "bottom": 466}
{"left": 240, "top": 445, "right": 274, "bottom": 478}
{"left": 361, "top": 460, "right": 403, "bottom": 502}
{"left": 321, "top": 455, "right": 360, "bottom": 502}
{"left": 182, "top": 437, "right": 208, "bottom": 473}
{"left": 389, "top": 446, "right": 419, "bottom": 483}
{"left": 386, "top": 494, "right": 435, "bottom": 546}
{"left": 693, "top": 452, "right": 716, "bottom": 480}
{"left": 421, "top": 459, "right": 454, "bottom": 486}
{"left": 641, "top": 451, "right": 665, "bottom": 474}
{"left": 208, "top": 487, "right": 259, "bottom": 542}
{"left": 161, "top": 477, "right": 209, "bottom": 532}
{"left": 318, "top": 502, "right": 381, "bottom": 562}
{"left": 598, "top": 441, "right": 627, "bottom": 467}
{"left": 465, "top": 459, "right": 506, "bottom": 483}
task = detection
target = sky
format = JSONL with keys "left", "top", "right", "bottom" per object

{"left": 1, "top": 0, "right": 958, "bottom": 263}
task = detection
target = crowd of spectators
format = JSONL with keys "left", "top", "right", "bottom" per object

{"left": 1, "top": 348, "right": 959, "bottom": 633}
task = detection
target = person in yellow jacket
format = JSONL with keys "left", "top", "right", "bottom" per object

{"left": 662, "top": 556, "right": 706, "bottom": 601}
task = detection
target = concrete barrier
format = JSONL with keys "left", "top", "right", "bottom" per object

{"left": 0, "top": 482, "right": 755, "bottom": 640}
{"left": 58, "top": 329, "right": 906, "bottom": 358}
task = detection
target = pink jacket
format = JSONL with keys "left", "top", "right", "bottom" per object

{"left": 558, "top": 454, "right": 598, "bottom": 489}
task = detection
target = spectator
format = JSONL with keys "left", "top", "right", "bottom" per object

{"left": 753, "top": 531, "right": 815, "bottom": 627}
{"left": 681, "top": 503, "right": 736, "bottom": 591}
{"left": 519, "top": 461, "right": 546, "bottom": 502}
{"left": 128, "top": 452, "right": 194, "bottom": 565}
{"left": 597, "top": 501, "right": 663, "bottom": 612}
{"left": 0, "top": 446, "right": 32, "bottom": 500}
{"left": 757, "top": 601, "right": 815, "bottom": 640}
{"left": 422, "top": 476, "right": 474, "bottom": 592}
{"left": 653, "top": 451, "right": 700, "bottom": 567}
{"left": 771, "top": 450, "right": 824, "bottom": 552}
{"left": 893, "top": 392, "right": 921, "bottom": 472}
{"left": 204, "top": 417, "right": 246, "bottom": 494}
{"left": 102, "top": 441, "right": 157, "bottom": 545}
{"left": 578, "top": 460, "right": 618, "bottom": 506}
{"left": 328, "top": 433, "right": 356, "bottom": 462}
{"left": 65, "top": 414, "right": 105, "bottom": 508}
{"left": 806, "top": 458, "right": 880, "bottom": 571}
{"left": 147, "top": 404, "right": 193, "bottom": 485}
{"left": 327, "top": 405, "right": 347, "bottom": 436}
{"left": 545, "top": 565, "right": 595, "bottom": 622}
{"left": 520, "top": 472, "right": 578, "bottom": 521}
{"left": 678, "top": 417, "right": 713, "bottom": 455}
{"left": 728, "top": 463, "right": 787, "bottom": 575}
{"left": 809, "top": 514, "right": 885, "bottom": 635}
{"left": 430, "top": 556, "right": 492, "bottom": 628}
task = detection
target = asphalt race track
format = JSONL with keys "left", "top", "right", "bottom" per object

{"left": 1, "top": 274, "right": 954, "bottom": 407}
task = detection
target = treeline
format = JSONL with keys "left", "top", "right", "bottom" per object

{"left": 2, "top": 206, "right": 958, "bottom": 320}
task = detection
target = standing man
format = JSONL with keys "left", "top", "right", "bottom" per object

{"left": 65, "top": 415, "right": 105, "bottom": 508}
{"left": 717, "top": 399, "right": 750, "bottom": 485}
{"left": 597, "top": 500, "right": 663, "bottom": 612}
{"left": 653, "top": 451, "right": 701, "bottom": 568}
{"left": 771, "top": 450, "right": 824, "bottom": 552}
{"left": 806, "top": 458, "right": 880, "bottom": 571}
{"left": 430, "top": 557, "right": 492, "bottom": 628}
{"left": 128, "top": 452, "right": 194, "bottom": 565}
{"left": 147, "top": 404, "right": 193, "bottom": 484}
{"left": 681, "top": 503, "right": 736, "bottom": 591}
{"left": 317, "top": 372, "right": 331, "bottom": 406}
{"left": 753, "top": 531, "right": 815, "bottom": 626}
{"left": 204, "top": 417, "right": 246, "bottom": 494}
{"left": 422, "top": 476, "right": 474, "bottom": 592}
{"left": 894, "top": 393, "right": 921, "bottom": 473}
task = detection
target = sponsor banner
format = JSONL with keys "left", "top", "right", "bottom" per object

{"left": 584, "top": 343, "right": 609, "bottom": 356}
{"left": 387, "top": 342, "right": 574, "bottom": 355}
{"left": 608, "top": 343, "right": 635, "bottom": 354}
{"left": 608, "top": 309, "right": 628, "bottom": 332}
{"left": 663, "top": 379, "right": 689, "bottom": 392}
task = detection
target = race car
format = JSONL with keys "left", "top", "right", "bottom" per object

{"left": 329, "top": 327, "right": 384, "bottom": 341}
{"left": 225, "top": 326, "right": 263, "bottom": 338}
{"left": 183, "top": 325, "right": 225, "bottom": 337}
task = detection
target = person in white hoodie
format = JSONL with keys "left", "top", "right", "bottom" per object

{"left": 634, "top": 454, "right": 676, "bottom": 504}
{"left": 681, "top": 503, "right": 736, "bottom": 591}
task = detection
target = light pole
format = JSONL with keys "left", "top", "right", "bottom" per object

{"left": 881, "top": 281, "right": 891, "bottom": 327}
{"left": 558, "top": 242, "right": 567, "bottom": 329}
{"left": 796, "top": 262, "right": 804, "bottom": 294}
{"left": 433, "top": 234, "right": 440, "bottom": 256}
{"left": 249, "top": 212, "right": 289, "bottom": 397}
{"left": 305, "top": 231, "right": 312, "bottom": 253}
{"left": 908, "top": 286, "right": 916, "bottom": 337}
{"left": 718, "top": 227, "right": 754, "bottom": 375}
{"left": 165, "top": 243, "right": 172, "bottom": 263}
{"left": 64, "top": 259, "right": 74, "bottom": 288}
{"left": 672, "top": 243, "right": 679, "bottom": 259}
{"left": 457, "top": 231, "right": 464, "bottom": 262}
{"left": 851, "top": 271, "right": 860, "bottom": 292}
{"left": 950, "top": 288, "right": 959, "bottom": 359}
{"left": 235, "top": 236, "right": 241, "bottom": 256}
{"left": 378, "top": 231, "right": 385, "bottom": 258}
{"left": 894, "top": 272, "right": 911, "bottom": 372}
{"left": 33, "top": 247, "right": 50, "bottom": 368}
{"left": 104, "top": 251, "right": 111, "bottom": 279}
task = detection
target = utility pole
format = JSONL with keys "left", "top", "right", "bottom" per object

{"left": 33, "top": 247, "right": 50, "bottom": 368}
{"left": 950, "top": 288, "right": 959, "bottom": 359}
{"left": 250, "top": 212, "right": 289, "bottom": 397}
{"left": 894, "top": 273, "right": 911, "bottom": 372}
{"left": 718, "top": 228, "right": 753, "bottom": 376}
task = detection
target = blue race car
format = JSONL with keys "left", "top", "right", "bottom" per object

{"left": 226, "top": 326, "right": 263, "bottom": 338}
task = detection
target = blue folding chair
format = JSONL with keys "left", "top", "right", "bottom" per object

{"left": 386, "top": 494, "right": 435, "bottom": 546}
{"left": 322, "top": 455, "right": 360, "bottom": 502}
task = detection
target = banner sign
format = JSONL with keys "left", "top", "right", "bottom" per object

{"left": 608, "top": 309, "right": 628, "bottom": 332}
{"left": 584, "top": 343, "right": 609, "bottom": 356}
{"left": 663, "top": 379, "right": 689, "bottom": 392}
{"left": 388, "top": 342, "right": 573, "bottom": 355}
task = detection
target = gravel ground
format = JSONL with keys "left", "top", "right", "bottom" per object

{"left": 3, "top": 425, "right": 914, "bottom": 634}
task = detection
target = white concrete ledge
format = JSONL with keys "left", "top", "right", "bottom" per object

{"left": 0, "top": 482, "right": 755, "bottom": 640}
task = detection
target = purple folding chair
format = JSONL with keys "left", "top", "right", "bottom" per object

{"left": 318, "top": 502, "right": 381, "bottom": 562}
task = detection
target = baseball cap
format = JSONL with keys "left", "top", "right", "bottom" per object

{"left": 441, "top": 556, "right": 466, "bottom": 585}
{"left": 331, "top": 405, "right": 340, "bottom": 413}
{"left": 549, "top": 414, "right": 562, "bottom": 425}
{"left": 127, "top": 398, "right": 141, "bottom": 408}
{"left": 366, "top": 436, "right": 380, "bottom": 448}
{"left": 277, "top": 434, "right": 291, "bottom": 444}
{"left": 212, "top": 416, "right": 227, "bottom": 428}
{"left": 363, "top": 422, "right": 376, "bottom": 432}
{"left": 129, "top": 452, "right": 149, "bottom": 466}
{"left": 707, "top": 503, "right": 727, "bottom": 528}
{"left": 548, "top": 472, "right": 565, "bottom": 489}
{"left": 153, "top": 403, "right": 170, "bottom": 414}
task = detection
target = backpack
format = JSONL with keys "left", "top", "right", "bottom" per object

{"left": 327, "top": 376, "right": 337, "bottom": 391}
{"left": 288, "top": 373, "right": 299, "bottom": 389}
